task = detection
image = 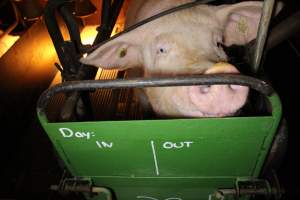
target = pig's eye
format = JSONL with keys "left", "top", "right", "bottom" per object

{"left": 217, "top": 42, "right": 222, "bottom": 48}
{"left": 157, "top": 47, "right": 167, "bottom": 54}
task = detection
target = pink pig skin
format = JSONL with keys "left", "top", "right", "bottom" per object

{"left": 81, "top": 1, "right": 267, "bottom": 117}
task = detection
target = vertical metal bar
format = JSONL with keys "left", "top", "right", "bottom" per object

{"left": 44, "top": 2, "right": 68, "bottom": 68}
{"left": 101, "top": 0, "right": 111, "bottom": 28}
{"left": 82, "top": 0, "right": 124, "bottom": 79}
{"left": 252, "top": 0, "right": 276, "bottom": 73}
{"left": 59, "top": 5, "right": 84, "bottom": 53}
{"left": 93, "top": 0, "right": 111, "bottom": 44}
{"left": 93, "top": 0, "right": 124, "bottom": 45}
{"left": 0, "top": 1, "right": 19, "bottom": 39}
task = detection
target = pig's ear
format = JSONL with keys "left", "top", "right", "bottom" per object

{"left": 216, "top": 1, "right": 282, "bottom": 46}
{"left": 80, "top": 33, "right": 143, "bottom": 70}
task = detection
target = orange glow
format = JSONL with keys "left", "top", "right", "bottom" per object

{"left": 0, "top": 34, "right": 20, "bottom": 58}
{"left": 50, "top": 71, "right": 63, "bottom": 86}
{"left": 111, "top": 22, "right": 125, "bottom": 36}
{"left": 80, "top": 22, "right": 125, "bottom": 45}
{"left": 80, "top": 25, "right": 98, "bottom": 45}
{"left": 77, "top": 19, "right": 125, "bottom": 81}
{"left": 51, "top": 11, "right": 126, "bottom": 85}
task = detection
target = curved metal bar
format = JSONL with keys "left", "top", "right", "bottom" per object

{"left": 87, "top": 0, "right": 217, "bottom": 53}
{"left": 37, "top": 74, "right": 274, "bottom": 114}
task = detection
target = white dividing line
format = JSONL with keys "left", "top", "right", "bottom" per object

{"left": 151, "top": 140, "right": 160, "bottom": 176}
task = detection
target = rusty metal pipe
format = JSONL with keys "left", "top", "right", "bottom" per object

{"left": 37, "top": 74, "right": 275, "bottom": 115}
{"left": 252, "top": 0, "right": 276, "bottom": 73}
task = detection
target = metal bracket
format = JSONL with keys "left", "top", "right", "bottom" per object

{"left": 50, "top": 176, "right": 112, "bottom": 200}
{"left": 211, "top": 176, "right": 284, "bottom": 200}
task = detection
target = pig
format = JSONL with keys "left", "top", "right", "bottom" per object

{"left": 80, "top": 1, "right": 269, "bottom": 118}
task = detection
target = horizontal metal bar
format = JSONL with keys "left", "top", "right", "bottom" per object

{"left": 37, "top": 74, "right": 274, "bottom": 113}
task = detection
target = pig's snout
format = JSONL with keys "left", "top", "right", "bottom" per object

{"left": 189, "top": 63, "right": 249, "bottom": 117}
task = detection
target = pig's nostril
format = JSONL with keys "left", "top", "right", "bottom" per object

{"left": 199, "top": 85, "right": 211, "bottom": 94}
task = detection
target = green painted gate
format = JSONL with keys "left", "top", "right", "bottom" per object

{"left": 37, "top": 78, "right": 282, "bottom": 200}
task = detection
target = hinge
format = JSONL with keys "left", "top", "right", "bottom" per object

{"left": 210, "top": 173, "right": 284, "bottom": 200}
{"left": 50, "top": 174, "right": 112, "bottom": 200}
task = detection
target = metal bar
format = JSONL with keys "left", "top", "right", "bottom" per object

{"left": 266, "top": 9, "right": 300, "bottom": 50}
{"left": 93, "top": 0, "right": 124, "bottom": 45}
{"left": 218, "top": 188, "right": 270, "bottom": 196}
{"left": 80, "top": 0, "right": 125, "bottom": 81}
{"left": 50, "top": 185, "right": 112, "bottom": 200}
{"left": 252, "top": 0, "right": 276, "bottom": 73}
{"left": 37, "top": 74, "right": 274, "bottom": 113}
{"left": 93, "top": 0, "right": 113, "bottom": 44}
{"left": 107, "top": 0, "right": 125, "bottom": 34}
{"left": 44, "top": 0, "right": 87, "bottom": 80}
{"left": 0, "top": 1, "right": 19, "bottom": 39}
{"left": 44, "top": 0, "right": 95, "bottom": 121}
{"left": 93, "top": 0, "right": 215, "bottom": 48}
{"left": 87, "top": 0, "right": 216, "bottom": 53}
{"left": 101, "top": 0, "right": 111, "bottom": 31}
{"left": 58, "top": 5, "right": 86, "bottom": 53}
{"left": 73, "top": 0, "right": 126, "bottom": 121}
{"left": 44, "top": 1, "right": 69, "bottom": 69}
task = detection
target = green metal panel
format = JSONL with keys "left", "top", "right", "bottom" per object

{"left": 37, "top": 94, "right": 282, "bottom": 200}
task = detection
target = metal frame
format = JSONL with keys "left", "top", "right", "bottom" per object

{"left": 44, "top": 0, "right": 84, "bottom": 81}
{"left": 39, "top": 2, "right": 287, "bottom": 198}
{"left": 36, "top": 74, "right": 283, "bottom": 200}
{"left": 44, "top": 0, "right": 125, "bottom": 81}
{"left": 44, "top": 0, "right": 125, "bottom": 120}
{"left": 42, "top": 0, "right": 279, "bottom": 120}
{"left": 37, "top": 74, "right": 274, "bottom": 115}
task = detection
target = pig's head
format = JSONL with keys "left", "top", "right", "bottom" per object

{"left": 81, "top": 1, "right": 266, "bottom": 118}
